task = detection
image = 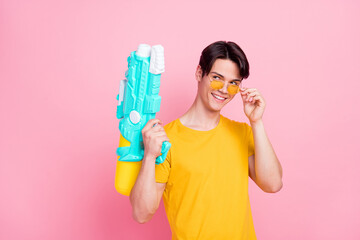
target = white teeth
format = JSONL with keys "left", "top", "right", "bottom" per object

{"left": 212, "top": 94, "right": 225, "bottom": 100}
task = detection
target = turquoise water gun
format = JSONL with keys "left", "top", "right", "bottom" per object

{"left": 116, "top": 44, "right": 171, "bottom": 165}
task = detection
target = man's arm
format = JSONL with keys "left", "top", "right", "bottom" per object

{"left": 129, "top": 119, "right": 169, "bottom": 223}
{"left": 248, "top": 120, "right": 283, "bottom": 193}
{"left": 129, "top": 156, "right": 166, "bottom": 223}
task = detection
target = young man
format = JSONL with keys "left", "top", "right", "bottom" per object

{"left": 130, "top": 41, "right": 283, "bottom": 239}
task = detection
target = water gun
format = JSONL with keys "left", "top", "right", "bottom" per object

{"left": 115, "top": 44, "right": 171, "bottom": 196}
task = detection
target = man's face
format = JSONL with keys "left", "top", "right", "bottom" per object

{"left": 196, "top": 59, "right": 242, "bottom": 113}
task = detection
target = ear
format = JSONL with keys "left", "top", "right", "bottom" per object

{"left": 195, "top": 65, "right": 203, "bottom": 82}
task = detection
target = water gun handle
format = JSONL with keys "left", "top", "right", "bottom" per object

{"left": 156, "top": 141, "right": 171, "bottom": 165}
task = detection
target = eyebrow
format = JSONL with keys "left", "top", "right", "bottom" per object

{"left": 210, "top": 71, "right": 242, "bottom": 82}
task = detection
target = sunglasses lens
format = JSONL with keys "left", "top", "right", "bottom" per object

{"left": 210, "top": 80, "right": 224, "bottom": 90}
{"left": 228, "top": 85, "right": 239, "bottom": 95}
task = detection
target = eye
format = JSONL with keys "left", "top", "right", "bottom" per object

{"left": 213, "top": 75, "right": 220, "bottom": 80}
{"left": 230, "top": 81, "right": 240, "bottom": 86}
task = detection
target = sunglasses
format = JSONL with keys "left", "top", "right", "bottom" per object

{"left": 208, "top": 74, "right": 243, "bottom": 95}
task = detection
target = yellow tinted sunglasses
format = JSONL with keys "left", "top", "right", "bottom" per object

{"left": 209, "top": 74, "right": 243, "bottom": 95}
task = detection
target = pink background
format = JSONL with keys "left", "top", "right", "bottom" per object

{"left": 1, "top": 0, "right": 359, "bottom": 239}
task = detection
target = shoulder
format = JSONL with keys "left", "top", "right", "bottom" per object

{"left": 163, "top": 119, "right": 181, "bottom": 139}
{"left": 221, "top": 115, "right": 250, "bottom": 131}
{"left": 220, "top": 115, "right": 253, "bottom": 140}
{"left": 164, "top": 119, "right": 178, "bottom": 131}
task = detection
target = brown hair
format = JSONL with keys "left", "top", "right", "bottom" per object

{"left": 199, "top": 41, "right": 250, "bottom": 79}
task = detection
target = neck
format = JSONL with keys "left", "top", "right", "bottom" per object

{"left": 180, "top": 94, "right": 221, "bottom": 130}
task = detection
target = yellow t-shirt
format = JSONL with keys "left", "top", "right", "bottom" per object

{"left": 155, "top": 115, "right": 256, "bottom": 240}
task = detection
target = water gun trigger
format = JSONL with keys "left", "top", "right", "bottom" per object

{"left": 155, "top": 141, "right": 171, "bottom": 165}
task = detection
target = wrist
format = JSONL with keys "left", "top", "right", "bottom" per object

{"left": 143, "top": 153, "right": 157, "bottom": 162}
{"left": 250, "top": 119, "right": 263, "bottom": 128}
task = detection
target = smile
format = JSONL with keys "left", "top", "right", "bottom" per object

{"left": 211, "top": 93, "right": 227, "bottom": 102}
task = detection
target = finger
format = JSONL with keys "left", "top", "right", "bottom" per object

{"left": 247, "top": 92, "right": 258, "bottom": 98}
{"left": 158, "top": 135, "right": 170, "bottom": 144}
{"left": 150, "top": 130, "right": 168, "bottom": 138}
{"left": 240, "top": 89, "right": 248, "bottom": 100}
{"left": 246, "top": 92, "right": 258, "bottom": 101}
{"left": 151, "top": 124, "right": 164, "bottom": 132}
{"left": 240, "top": 88, "right": 247, "bottom": 95}
{"left": 240, "top": 87, "right": 247, "bottom": 92}
{"left": 146, "top": 125, "right": 165, "bottom": 137}
{"left": 142, "top": 119, "right": 162, "bottom": 133}
{"left": 241, "top": 91, "right": 259, "bottom": 97}
{"left": 241, "top": 93, "right": 256, "bottom": 102}
{"left": 240, "top": 88, "right": 257, "bottom": 95}
{"left": 250, "top": 95, "right": 264, "bottom": 104}
{"left": 150, "top": 132, "right": 170, "bottom": 144}
{"left": 241, "top": 93, "right": 250, "bottom": 103}
{"left": 254, "top": 95, "right": 265, "bottom": 103}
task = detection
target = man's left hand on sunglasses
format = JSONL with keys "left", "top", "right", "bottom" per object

{"left": 240, "top": 87, "right": 266, "bottom": 124}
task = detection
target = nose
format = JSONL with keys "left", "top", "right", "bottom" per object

{"left": 219, "top": 82, "right": 229, "bottom": 94}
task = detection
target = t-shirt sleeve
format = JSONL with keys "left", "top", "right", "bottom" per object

{"left": 155, "top": 148, "right": 171, "bottom": 183}
{"left": 246, "top": 123, "right": 255, "bottom": 157}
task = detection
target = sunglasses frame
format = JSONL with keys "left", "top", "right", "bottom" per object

{"left": 208, "top": 74, "right": 243, "bottom": 95}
